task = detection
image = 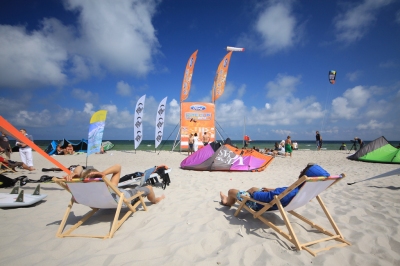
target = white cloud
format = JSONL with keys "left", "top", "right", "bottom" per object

{"left": 346, "top": 70, "right": 362, "bottom": 82}
{"left": 116, "top": 81, "right": 132, "bottom": 96}
{"left": 379, "top": 60, "right": 397, "bottom": 68}
{"left": 396, "top": 10, "right": 400, "bottom": 24}
{"left": 83, "top": 103, "right": 94, "bottom": 114}
{"left": 0, "top": 25, "right": 68, "bottom": 89}
{"left": 254, "top": 0, "right": 300, "bottom": 54}
{"left": 71, "top": 88, "right": 99, "bottom": 102}
{"left": 334, "top": 0, "right": 394, "bottom": 44}
{"left": 0, "top": 0, "right": 160, "bottom": 89}
{"left": 266, "top": 73, "right": 301, "bottom": 99}
{"left": 357, "top": 119, "right": 393, "bottom": 129}
{"left": 265, "top": 103, "right": 271, "bottom": 109}
{"left": 343, "top": 85, "right": 370, "bottom": 107}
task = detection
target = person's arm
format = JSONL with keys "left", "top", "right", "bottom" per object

{"left": 99, "top": 164, "right": 121, "bottom": 186}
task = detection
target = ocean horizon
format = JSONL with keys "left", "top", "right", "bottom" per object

{"left": 10, "top": 139, "right": 400, "bottom": 152}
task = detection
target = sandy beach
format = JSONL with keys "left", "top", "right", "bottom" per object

{"left": 0, "top": 149, "right": 399, "bottom": 265}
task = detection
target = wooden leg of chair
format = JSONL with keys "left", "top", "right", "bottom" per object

{"left": 108, "top": 194, "right": 126, "bottom": 239}
{"left": 234, "top": 199, "right": 247, "bottom": 216}
{"left": 275, "top": 196, "right": 302, "bottom": 251}
{"left": 316, "top": 195, "right": 345, "bottom": 239}
{"left": 63, "top": 208, "right": 99, "bottom": 237}
{"left": 56, "top": 198, "right": 74, "bottom": 237}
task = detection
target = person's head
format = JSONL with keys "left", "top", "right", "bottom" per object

{"left": 298, "top": 163, "right": 330, "bottom": 179}
{"left": 287, "top": 136, "right": 291, "bottom": 139}
{"left": 81, "top": 168, "right": 100, "bottom": 179}
{"left": 316, "top": 131, "right": 319, "bottom": 134}
{"left": 189, "top": 133, "right": 193, "bottom": 137}
{"left": 204, "top": 132, "right": 207, "bottom": 135}
{"left": 354, "top": 137, "right": 358, "bottom": 140}
{"left": 57, "top": 144, "right": 62, "bottom": 150}
{"left": 194, "top": 133, "right": 197, "bottom": 136}
{"left": 20, "top": 129, "right": 27, "bottom": 134}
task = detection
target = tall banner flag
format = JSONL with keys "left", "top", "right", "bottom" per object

{"left": 87, "top": 110, "right": 107, "bottom": 156}
{"left": 134, "top": 94, "right": 146, "bottom": 150}
{"left": 180, "top": 102, "right": 215, "bottom": 150}
{"left": 181, "top": 50, "right": 198, "bottom": 102}
{"left": 155, "top": 97, "right": 168, "bottom": 149}
{"left": 212, "top": 51, "right": 232, "bottom": 102}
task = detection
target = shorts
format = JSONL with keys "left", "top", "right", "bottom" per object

{"left": 236, "top": 190, "right": 259, "bottom": 210}
{"left": 113, "top": 186, "right": 151, "bottom": 206}
{"left": 189, "top": 143, "right": 193, "bottom": 150}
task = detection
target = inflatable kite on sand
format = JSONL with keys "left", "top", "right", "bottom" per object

{"left": 180, "top": 139, "right": 273, "bottom": 172}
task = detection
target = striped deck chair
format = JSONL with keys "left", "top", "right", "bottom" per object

{"left": 0, "top": 162, "right": 17, "bottom": 174}
{"left": 234, "top": 174, "right": 350, "bottom": 256}
{"left": 53, "top": 174, "right": 147, "bottom": 239}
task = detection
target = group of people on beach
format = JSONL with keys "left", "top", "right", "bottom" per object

{"left": 187, "top": 132, "right": 210, "bottom": 155}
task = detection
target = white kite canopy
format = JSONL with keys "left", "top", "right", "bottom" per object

{"left": 226, "top": 46, "right": 245, "bottom": 52}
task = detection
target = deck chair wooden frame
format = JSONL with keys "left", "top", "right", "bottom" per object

{"left": 234, "top": 174, "right": 350, "bottom": 256}
{"left": 0, "top": 162, "right": 17, "bottom": 174}
{"left": 53, "top": 174, "right": 147, "bottom": 239}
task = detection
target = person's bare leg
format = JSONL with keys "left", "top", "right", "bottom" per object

{"left": 22, "top": 163, "right": 35, "bottom": 171}
{"left": 220, "top": 189, "right": 239, "bottom": 206}
{"left": 145, "top": 186, "right": 165, "bottom": 204}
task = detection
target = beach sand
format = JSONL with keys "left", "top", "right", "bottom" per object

{"left": 0, "top": 150, "right": 399, "bottom": 265}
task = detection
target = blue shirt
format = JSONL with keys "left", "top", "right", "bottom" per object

{"left": 252, "top": 187, "right": 299, "bottom": 211}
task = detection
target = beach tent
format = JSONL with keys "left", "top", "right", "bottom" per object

{"left": 347, "top": 136, "right": 400, "bottom": 164}
{"left": 0, "top": 116, "right": 70, "bottom": 173}
{"left": 45, "top": 139, "right": 88, "bottom": 155}
{"left": 102, "top": 141, "right": 115, "bottom": 151}
{"left": 180, "top": 139, "right": 273, "bottom": 172}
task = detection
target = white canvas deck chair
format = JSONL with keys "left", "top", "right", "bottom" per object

{"left": 54, "top": 174, "right": 147, "bottom": 239}
{"left": 234, "top": 174, "right": 351, "bottom": 256}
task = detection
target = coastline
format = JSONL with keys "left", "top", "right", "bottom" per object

{"left": 0, "top": 150, "right": 399, "bottom": 265}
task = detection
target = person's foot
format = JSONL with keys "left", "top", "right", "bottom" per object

{"left": 28, "top": 167, "right": 35, "bottom": 171}
{"left": 220, "top": 191, "right": 228, "bottom": 206}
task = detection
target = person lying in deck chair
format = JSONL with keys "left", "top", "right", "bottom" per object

{"left": 0, "top": 157, "right": 35, "bottom": 171}
{"left": 64, "top": 164, "right": 165, "bottom": 204}
{"left": 219, "top": 163, "right": 329, "bottom": 210}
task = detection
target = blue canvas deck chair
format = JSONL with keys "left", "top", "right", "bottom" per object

{"left": 234, "top": 174, "right": 351, "bottom": 256}
{"left": 53, "top": 174, "right": 147, "bottom": 239}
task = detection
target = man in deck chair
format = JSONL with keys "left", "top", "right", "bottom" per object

{"left": 220, "top": 163, "right": 329, "bottom": 210}
{"left": 64, "top": 164, "right": 165, "bottom": 204}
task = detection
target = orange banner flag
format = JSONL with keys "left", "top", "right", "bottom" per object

{"left": 180, "top": 50, "right": 198, "bottom": 102}
{"left": 212, "top": 51, "right": 232, "bottom": 102}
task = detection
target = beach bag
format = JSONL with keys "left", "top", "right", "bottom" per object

{"left": 155, "top": 165, "right": 171, "bottom": 190}
{"left": 0, "top": 174, "right": 15, "bottom": 188}
{"left": 120, "top": 172, "right": 143, "bottom": 183}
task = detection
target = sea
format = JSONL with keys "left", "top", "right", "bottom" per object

{"left": 13, "top": 139, "right": 400, "bottom": 152}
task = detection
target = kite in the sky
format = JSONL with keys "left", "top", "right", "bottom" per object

{"left": 329, "top": 70, "right": 336, "bottom": 84}
{"left": 226, "top": 46, "right": 245, "bottom": 52}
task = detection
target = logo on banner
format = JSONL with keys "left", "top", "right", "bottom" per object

{"left": 224, "top": 58, "right": 229, "bottom": 67}
{"left": 190, "top": 105, "right": 206, "bottom": 111}
{"left": 135, "top": 117, "right": 142, "bottom": 128}
{"left": 136, "top": 103, "right": 144, "bottom": 115}
{"left": 157, "top": 118, "right": 164, "bottom": 129}
{"left": 156, "top": 131, "right": 163, "bottom": 142}
{"left": 135, "top": 131, "right": 142, "bottom": 142}
{"left": 158, "top": 104, "right": 165, "bottom": 116}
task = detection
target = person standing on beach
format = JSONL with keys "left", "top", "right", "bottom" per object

{"left": 316, "top": 131, "right": 322, "bottom": 151}
{"left": 202, "top": 132, "right": 210, "bottom": 146}
{"left": 0, "top": 131, "right": 12, "bottom": 160}
{"left": 193, "top": 133, "right": 199, "bottom": 152}
{"left": 15, "top": 129, "right": 34, "bottom": 168}
{"left": 285, "top": 136, "right": 293, "bottom": 157}
{"left": 188, "top": 133, "right": 194, "bottom": 155}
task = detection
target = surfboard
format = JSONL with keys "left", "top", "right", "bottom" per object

{"left": 0, "top": 192, "right": 47, "bottom": 208}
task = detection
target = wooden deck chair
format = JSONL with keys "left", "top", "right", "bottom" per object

{"left": 0, "top": 162, "right": 16, "bottom": 174}
{"left": 234, "top": 174, "right": 350, "bottom": 256}
{"left": 53, "top": 174, "right": 147, "bottom": 239}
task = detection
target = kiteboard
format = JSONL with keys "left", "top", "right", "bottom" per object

{"left": 0, "top": 184, "right": 47, "bottom": 208}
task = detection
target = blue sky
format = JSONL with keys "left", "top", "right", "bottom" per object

{"left": 1, "top": 0, "right": 399, "bottom": 142}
